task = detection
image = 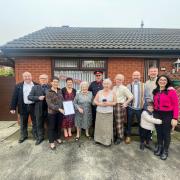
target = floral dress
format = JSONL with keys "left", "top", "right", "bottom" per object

{"left": 61, "top": 87, "right": 76, "bottom": 128}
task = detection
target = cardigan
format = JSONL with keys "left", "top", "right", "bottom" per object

{"left": 153, "top": 89, "right": 179, "bottom": 120}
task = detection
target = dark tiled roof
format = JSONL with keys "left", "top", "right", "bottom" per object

{"left": 2, "top": 27, "right": 180, "bottom": 50}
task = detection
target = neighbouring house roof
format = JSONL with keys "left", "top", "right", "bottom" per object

{"left": 0, "top": 51, "right": 14, "bottom": 67}
{"left": 1, "top": 27, "right": 180, "bottom": 58}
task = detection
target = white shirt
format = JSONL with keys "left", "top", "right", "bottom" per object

{"left": 23, "top": 82, "right": 34, "bottom": 104}
{"left": 133, "top": 84, "right": 139, "bottom": 108}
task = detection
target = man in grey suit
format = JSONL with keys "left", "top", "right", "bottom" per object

{"left": 28, "top": 74, "right": 50, "bottom": 145}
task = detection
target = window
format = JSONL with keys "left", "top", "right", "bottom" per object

{"left": 144, "top": 59, "right": 159, "bottom": 81}
{"left": 54, "top": 58, "right": 107, "bottom": 89}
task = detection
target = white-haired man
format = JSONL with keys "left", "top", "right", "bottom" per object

{"left": 10, "top": 72, "right": 38, "bottom": 143}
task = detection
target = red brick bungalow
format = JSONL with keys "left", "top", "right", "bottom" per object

{"left": 1, "top": 26, "right": 180, "bottom": 86}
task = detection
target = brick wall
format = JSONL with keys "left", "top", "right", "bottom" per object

{"left": 15, "top": 58, "right": 52, "bottom": 83}
{"left": 108, "top": 57, "right": 145, "bottom": 85}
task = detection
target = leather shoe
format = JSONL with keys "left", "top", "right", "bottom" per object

{"left": 114, "top": 138, "right": 122, "bottom": 145}
{"left": 160, "top": 150, "right": 168, "bottom": 160}
{"left": 125, "top": 136, "right": 131, "bottom": 144}
{"left": 35, "top": 138, "right": 44, "bottom": 145}
{"left": 18, "top": 137, "right": 28, "bottom": 143}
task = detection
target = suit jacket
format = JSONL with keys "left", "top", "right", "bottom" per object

{"left": 28, "top": 84, "right": 51, "bottom": 117}
{"left": 10, "top": 81, "right": 38, "bottom": 115}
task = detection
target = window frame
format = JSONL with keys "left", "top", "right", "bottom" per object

{"left": 53, "top": 58, "right": 108, "bottom": 76}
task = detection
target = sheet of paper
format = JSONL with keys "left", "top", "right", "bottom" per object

{"left": 63, "top": 101, "right": 75, "bottom": 115}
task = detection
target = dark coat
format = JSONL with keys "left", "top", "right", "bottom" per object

{"left": 28, "top": 84, "right": 51, "bottom": 117}
{"left": 10, "top": 81, "right": 38, "bottom": 115}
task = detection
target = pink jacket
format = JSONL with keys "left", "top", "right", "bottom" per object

{"left": 153, "top": 89, "right": 179, "bottom": 120}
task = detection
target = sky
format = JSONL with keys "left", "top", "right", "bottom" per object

{"left": 0, "top": 0, "right": 180, "bottom": 45}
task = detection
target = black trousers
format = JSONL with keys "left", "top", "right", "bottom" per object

{"left": 92, "top": 105, "right": 97, "bottom": 128}
{"left": 126, "top": 107, "right": 142, "bottom": 136}
{"left": 140, "top": 127, "right": 151, "bottom": 144}
{"left": 19, "top": 104, "right": 37, "bottom": 138}
{"left": 154, "top": 111, "right": 173, "bottom": 151}
{"left": 36, "top": 112, "right": 47, "bottom": 140}
{"left": 47, "top": 113, "right": 62, "bottom": 143}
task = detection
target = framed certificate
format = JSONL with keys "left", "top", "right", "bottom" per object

{"left": 63, "top": 101, "right": 75, "bottom": 115}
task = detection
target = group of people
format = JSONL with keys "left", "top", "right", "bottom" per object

{"left": 10, "top": 67, "right": 179, "bottom": 160}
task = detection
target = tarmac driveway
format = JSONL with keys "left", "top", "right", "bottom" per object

{"left": 0, "top": 128, "right": 180, "bottom": 180}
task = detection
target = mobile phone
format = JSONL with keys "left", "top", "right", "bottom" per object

{"left": 102, "top": 99, "right": 107, "bottom": 102}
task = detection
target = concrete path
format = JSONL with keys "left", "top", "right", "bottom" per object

{"left": 0, "top": 121, "right": 19, "bottom": 142}
{"left": 0, "top": 123, "right": 180, "bottom": 180}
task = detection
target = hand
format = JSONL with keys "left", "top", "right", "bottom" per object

{"left": 171, "top": 119, "right": 178, "bottom": 131}
{"left": 78, "top": 108, "right": 83, "bottom": 114}
{"left": 59, "top": 109, "right": 64, "bottom": 114}
{"left": 10, "top": 110, "right": 16, "bottom": 114}
{"left": 121, "top": 102, "right": 128, "bottom": 108}
{"left": 39, "top": 96, "right": 45, "bottom": 100}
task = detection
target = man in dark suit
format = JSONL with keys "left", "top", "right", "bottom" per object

{"left": 28, "top": 74, "right": 50, "bottom": 145}
{"left": 88, "top": 70, "right": 103, "bottom": 136}
{"left": 10, "top": 72, "right": 38, "bottom": 143}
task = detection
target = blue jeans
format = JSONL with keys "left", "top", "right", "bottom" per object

{"left": 126, "top": 107, "right": 142, "bottom": 136}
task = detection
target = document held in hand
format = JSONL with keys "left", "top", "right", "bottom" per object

{"left": 63, "top": 101, "right": 75, "bottom": 115}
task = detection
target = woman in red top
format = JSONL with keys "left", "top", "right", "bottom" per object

{"left": 153, "top": 75, "right": 179, "bottom": 160}
{"left": 61, "top": 78, "right": 76, "bottom": 138}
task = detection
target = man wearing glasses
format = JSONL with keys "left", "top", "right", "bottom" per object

{"left": 88, "top": 70, "right": 103, "bottom": 136}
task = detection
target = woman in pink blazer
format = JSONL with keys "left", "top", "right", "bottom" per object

{"left": 153, "top": 75, "right": 179, "bottom": 160}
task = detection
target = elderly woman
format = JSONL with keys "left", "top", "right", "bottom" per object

{"left": 61, "top": 78, "right": 76, "bottom": 138}
{"left": 74, "top": 81, "right": 93, "bottom": 141}
{"left": 46, "top": 77, "right": 64, "bottom": 150}
{"left": 153, "top": 75, "right": 179, "bottom": 160}
{"left": 113, "top": 74, "right": 133, "bottom": 144}
{"left": 94, "top": 79, "right": 117, "bottom": 146}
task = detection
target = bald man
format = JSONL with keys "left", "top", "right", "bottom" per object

{"left": 10, "top": 72, "right": 38, "bottom": 143}
{"left": 125, "top": 71, "right": 145, "bottom": 144}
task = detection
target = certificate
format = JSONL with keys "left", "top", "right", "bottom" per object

{"left": 63, "top": 101, "right": 75, "bottom": 115}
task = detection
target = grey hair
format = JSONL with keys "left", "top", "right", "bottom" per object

{"left": 22, "top": 71, "right": 32, "bottom": 77}
{"left": 103, "top": 78, "right": 112, "bottom": 86}
{"left": 80, "top": 81, "right": 89, "bottom": 90}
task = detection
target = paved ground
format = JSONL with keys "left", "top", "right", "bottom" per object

{"left": 0, "top": 122, "right": 180, "bottom": 180}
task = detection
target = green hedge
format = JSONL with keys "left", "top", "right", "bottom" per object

{"left": 0, "top": 68, "right": 14, "bottom": 77}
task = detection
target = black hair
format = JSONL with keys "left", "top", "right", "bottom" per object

{"left": 146, "top": 101, "right": 154, "bottom": 107}
{"left": 152, "top": 74, "right": 172, "bottom": 95}
{"left": 51, "top": 76, "right": 59, "bottom": 81}
{"left": 66, "top": 77, "right": 73, "bottom": 82}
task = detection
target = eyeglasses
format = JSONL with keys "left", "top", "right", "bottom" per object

{"left": 96, "top": 75, "right": 102, "bottom": 77}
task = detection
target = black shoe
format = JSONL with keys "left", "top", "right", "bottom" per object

{"left": 114, "top": 138, "right": 122, "bottom": 145}
{"left": 35, "top": 138, "right": 44, "bottom": 145}
{"left": 160, "top": 150, "right": 168, "bottom": 160}
{"left": 18, "top": 137, "right": 28, "bottom": 143}
{"left": 154, "top": 145, "right": 162, "bottom": 156}
{"left": 140, "top": 143, "right": 145, "bottom": 150}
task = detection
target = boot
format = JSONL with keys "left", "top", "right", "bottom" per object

{"left": 154, "top": 145, "right": 162, "bottom": 156}
{"left": 140, "top": 143, "right": 145, "bottom": 150}
{"left": 160, "top": 149, "right": 168, "bottom": 160}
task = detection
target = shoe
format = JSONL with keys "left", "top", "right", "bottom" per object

{"left": 85, "top": 134, "right": 91, "bottom": 140}
{"left": 55, "top": 139, "right": 63, "bottom": 144}
{"left": 125, "top": 137, "right": 131, "bottom": 144}
{"left": 140, "top": 143, "right": 145, "bottom": 150}
{"left": 35, "top": 138, "right": 44, "bottom": 145}
{"left": 160, "top": 150, "right": 168, "bottom": 160}
{"left": 50, "top": 143, "right": 56, "bottom": 150}
{"left": 154, "top": 145, "right": 162, "bottom": 156}
{"left": 114, "top": 138, "right": 122, "bottom": 145}
{"left": 75, "top": 137, "right": 80, "bottom": 141}
{"left": 18, "top": 137, "right": 28, "bottom": 143}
